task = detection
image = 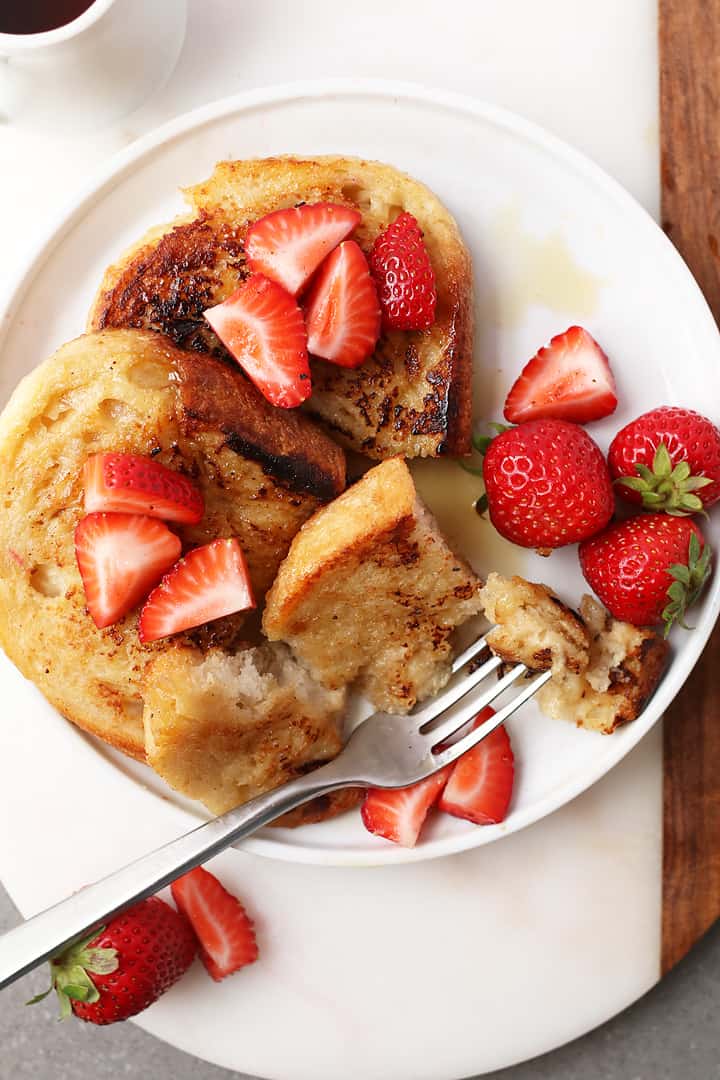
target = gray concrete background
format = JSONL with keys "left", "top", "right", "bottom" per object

{"left": 1, "top": 883, "right": 718, "bottom": 1080}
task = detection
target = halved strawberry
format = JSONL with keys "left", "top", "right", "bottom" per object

{"left": 75, "top": 513, "right": 181, "bottom": 629}
{"left": 438, "top": 711, "right": 514, "bottom": 825}
{"left": 83, "top": 453, "right": 204, "bottom": 525}
{"left": 245, "top": 203, "right": 361, "bottom": 296}
{"left": 304, "top": 240, "right": 381, "bottom": 368}
{"left": 503, "top": 326, "right": 618, "bottom": 425}
{"left": 171, "top": 866, "right": 258, "bottom": 981}
{"left": 361, "top": 767, "right": 451, "bottom": 848}
{"left": 204, "top": 275, "right": 311, "bottom": 408}
{"left": 368, "top": 211, "right": 437, "bottom": 331}
{"left": 138, "top": 537, "right": 255, "bottom": 643}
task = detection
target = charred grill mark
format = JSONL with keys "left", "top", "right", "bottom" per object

{"left": 224, "top": 431, "right": 338, "bottom": 501}
{"left": 377, "top": 395, "right": 393, "bottom": 429}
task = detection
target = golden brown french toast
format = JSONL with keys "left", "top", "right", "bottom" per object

{"left": 263, "top": 458, "right": 484, "bottom": 713}
{"left": 0, "top": 329, "right": 345, "bottom": 762}
{"left": 143, "top": 642, "right": 359, "bottom": 823}
{"left": 89, "top": 156, "right": 474, "bottom": 459}
{"left": 479, "top": 574, "right": 668, "bottom": 734}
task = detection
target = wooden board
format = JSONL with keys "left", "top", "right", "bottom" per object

{"left": 659, "top": 0, "right": 720, "bottom": 975}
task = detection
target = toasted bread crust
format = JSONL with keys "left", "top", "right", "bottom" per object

{"left": 174, "top": 347, "right": 344, "bottom": 501}
{"left": 90, "top": 156, "right": 474, "bottom": 459}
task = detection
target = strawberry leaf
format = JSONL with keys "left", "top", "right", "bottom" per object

{"left": 46, "top": 927, "right": 109, "bottom": 1019}
{"left": 460, "top": 422, "right": 512, "bottom": 517}
{"left": 61, "top": 984, "right": 93, "bottom": 1002}
{"left": 662, "top": 533, "right": 713, "bottom": 636}
{"left": 619, "top": 442, "right": 712, "bottom": 516}
{"left": 471, "top": 434, "right": 494, "bottom": 455}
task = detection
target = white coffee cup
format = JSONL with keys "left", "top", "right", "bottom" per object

{"left": 0, "top": 0, "right": 188, "bottom": 132}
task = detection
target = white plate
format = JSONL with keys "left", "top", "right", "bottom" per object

{"left": 0, "top": 81, "right": 718, "bottom": 870}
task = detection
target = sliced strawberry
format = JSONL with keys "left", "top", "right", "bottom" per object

{"left": 83, "top": 453, "right": 204, "bottom": 525}
{"left": 361, "top": 767, "right": 451, "bottom": 848}
{"left": 439, "top": 711, "right": 514, "bottom": 825}
{"left": 245, "top": 203, "right": 361, "bottom": 296}
{"left": 171, "top": 866, "right": 258, "bottom": 981}
{"left": 138, "top": 537, "right": 255, "bottom": 643}
{"left": 503, "top": 326, "right": 617, "bottom": 425}
{"left": 75, "top": 513, "right": 181, "bottom": 630}
{"left": 304, "top": 240, "right": 381, "bottom": 368}
{"left": 368, "top": 211, "right": 437, "bottom": 331}
{"left": 204, "top": 275, "right": 311, "bottom": 409}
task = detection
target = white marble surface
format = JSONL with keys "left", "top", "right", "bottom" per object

{"left": 0, "top": 2, "right": 678, "bottom": 1077}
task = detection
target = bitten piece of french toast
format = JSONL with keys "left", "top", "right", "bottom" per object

{"left": 536, "top": 595, "right": 669, "bottom": 734}
{"left": 479, "top": 573, "right": 668, "bottom": 734}
{"left": 143, "top": 642, "right": 359, "bottom": 824}
{"left": 263, "top": 457, "right": 484, "bottom": 713}
{"left": 479, "top": 573, "right": 590, "bottom": 677}
{"left": 0, "top": 329, "right": 344, "bottom": 762}
{"left": 89, "top": 156, "right": 474, "bottom": 460}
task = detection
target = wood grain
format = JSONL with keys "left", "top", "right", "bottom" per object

{"left": 660, "top": 0, "right": 720, "bottom": 975}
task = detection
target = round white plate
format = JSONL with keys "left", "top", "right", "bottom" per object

{"left": 0, "top": 81, "right": 718, "bottom": 875}
{"left": 1, "top": 80, "right": 716, "bottom": 1080}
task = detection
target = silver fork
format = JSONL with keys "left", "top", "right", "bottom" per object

{"left": 0, "top": 634, "right": 551, "bottom": 991}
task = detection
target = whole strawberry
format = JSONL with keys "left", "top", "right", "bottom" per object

{"left": 368, "top": 211, "right": 437, "bottom": 330}
{"left": 482, "top": 419, "right": 614, "bottom": 551}
{"left": 579, "top": 514, "right": 711, "bottom": 633}
{"left": 609, "top": 406, "right": 720, "bottom": 513}
{"left": 35, "top": 896, "right": 197, "bottom": 1024}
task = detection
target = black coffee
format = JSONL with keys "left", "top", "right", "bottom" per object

{"left": 0, "top": 0, "right": 96, "bottom": 34}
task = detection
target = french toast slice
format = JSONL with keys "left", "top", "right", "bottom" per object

{"left": 89, "top": 156, "right": 474, "bottom": 460}
{"left": 143, "top": 642, "right": 360, "bottom": 824}
{"left": 0, "top": 329, "right": 345, "bottom": 763}
{"left": 263, "top": 458, "right": 484, "bottom": 713}
{"left": 479, "top": 574, "right": 668, "bottom": 734}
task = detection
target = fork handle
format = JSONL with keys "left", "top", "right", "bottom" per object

{"left": 0, "top": 758, "right": 356, "bottom": 992}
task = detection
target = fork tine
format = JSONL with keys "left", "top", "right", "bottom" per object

{"left": 450, "top": 633, "right": 489, "bottom": 675}
{"left": 431, "top": 669, "right": 553, "bottom": 769}
{"left": 413, "top": 653, "right": 503, "bottom": 729}
{"left": 422, "top": 662, "right": 529, "bottom": 746}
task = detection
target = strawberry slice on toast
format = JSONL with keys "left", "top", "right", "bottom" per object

{"left": 83, "top": 453, "right": 204, "bottom": 525}
{"left": 171, "top": 866, "right": 258, "bottom": 981}
{"left": 368, "top": 211, "right": 437, "bottom": 331}
{"left": 503, "top": 325, "right": 617, "bottom": 425}
{"left": 304, "top": 240, "right": 381, "bottom": 368}
{"left": 245, "top": 202, "right": 361, "bottom": 296}
{"left": 75, "top": 512, "right": 181, "bottom": 629}
{"left": 139, "top": 537, "right": 255, "bottom": 643}
{"left": 204, "top": 274, "right": 311, "bottom": 409}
